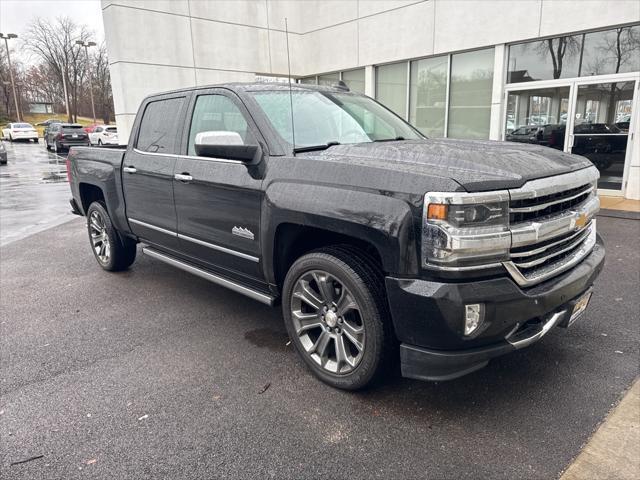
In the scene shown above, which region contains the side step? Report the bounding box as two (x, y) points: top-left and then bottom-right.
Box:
(142, 247), (275, 306)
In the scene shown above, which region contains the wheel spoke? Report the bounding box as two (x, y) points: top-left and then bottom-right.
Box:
(312, 272), (335, 304)
(293, 312), (323, 334)
(294, 280), (323, 310)
(335, 335), (352, 370)
(336, 291), (358, 317)
(312, 331), (331, 358)
(342, 322), (364, 352)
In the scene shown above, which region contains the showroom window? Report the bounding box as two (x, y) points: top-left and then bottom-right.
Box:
(297, 69), (365, 93)
(409, 55), (448, 137)
(448, 48), (495, 139)
(342, 68), (365, 94)
(507, 24), (640, 83)
(375, 62), (408, 118)
(318, 72), (339, 85)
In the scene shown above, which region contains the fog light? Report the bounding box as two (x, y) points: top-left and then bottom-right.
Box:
(464, 304), (484, 335)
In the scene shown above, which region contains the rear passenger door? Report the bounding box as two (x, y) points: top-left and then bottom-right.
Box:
(173, 89), (266, 284)
(122, 94), (189, 252)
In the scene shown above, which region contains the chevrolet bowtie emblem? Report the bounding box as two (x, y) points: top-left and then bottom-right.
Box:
(575, 213), (588, 229)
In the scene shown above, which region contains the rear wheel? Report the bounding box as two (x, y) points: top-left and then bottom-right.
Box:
(282, 246), (394, 390)
(98, 139), (103, 146)
(86, 201), (137, 271)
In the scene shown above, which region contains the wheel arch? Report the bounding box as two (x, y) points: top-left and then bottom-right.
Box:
(263, 183), (419, 290)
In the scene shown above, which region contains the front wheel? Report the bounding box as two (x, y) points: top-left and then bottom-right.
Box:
(282, 246), (394, 390)
(86, 201), (137, 271)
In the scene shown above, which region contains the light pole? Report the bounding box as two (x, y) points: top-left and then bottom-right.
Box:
(76, 40), (97, 124)
(0, 33), (21, 122)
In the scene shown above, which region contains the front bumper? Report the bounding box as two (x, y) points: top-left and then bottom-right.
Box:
(386, 234), (605, 381)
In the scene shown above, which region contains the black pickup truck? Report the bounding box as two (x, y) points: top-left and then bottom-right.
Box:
(67, 83), (604, 390)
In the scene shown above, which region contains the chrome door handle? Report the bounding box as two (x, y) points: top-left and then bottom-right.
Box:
(123, 166), (137, 173)
(174, 173), (193, 182)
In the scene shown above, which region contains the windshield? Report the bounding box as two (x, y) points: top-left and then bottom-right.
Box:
(249, 90), (422, 148)
(14, 123), (33, 129)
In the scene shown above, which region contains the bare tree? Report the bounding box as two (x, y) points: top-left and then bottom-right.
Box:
(92, 43), (114, 123)
(23, 17), (91, 122)
(535, 36), (582, 79)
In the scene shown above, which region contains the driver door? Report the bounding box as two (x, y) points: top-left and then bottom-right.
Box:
(173, 89), (266, 284)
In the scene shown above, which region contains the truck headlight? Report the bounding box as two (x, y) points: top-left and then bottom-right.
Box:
(422, 191), (511, 269)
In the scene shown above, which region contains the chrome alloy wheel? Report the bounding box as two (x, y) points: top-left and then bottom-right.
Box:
(89, 210), (111, 264)
(291, 270), (365, 374)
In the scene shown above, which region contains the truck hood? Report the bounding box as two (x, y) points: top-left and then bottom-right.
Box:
(303, 139), (593, 191)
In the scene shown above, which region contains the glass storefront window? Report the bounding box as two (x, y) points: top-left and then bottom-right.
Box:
(505, 86), (570, 150)
(298, 77), (317, 84)
(448, 48), (494, 139)
(318, 73), (339, 86)
(508, 25), (640, 83)
(342, 68), (365, 94)
(375, 62), (408, 118)
(581, 25), (640, 77)
(508, 37), (581, 82)
(409, 56), (447, 137)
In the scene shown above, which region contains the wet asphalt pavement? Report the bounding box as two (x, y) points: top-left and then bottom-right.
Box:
(0, 142), (639, 479)
(0, 140), (74, 246)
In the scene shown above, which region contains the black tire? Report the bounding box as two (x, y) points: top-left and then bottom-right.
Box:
(282, 245), (395, 390)
(98, 139), (102, 146)
(86, 201), (137, 271)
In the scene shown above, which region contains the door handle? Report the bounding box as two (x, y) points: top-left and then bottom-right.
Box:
(174, 173), (193, 182)
(123, 166), (137, 173)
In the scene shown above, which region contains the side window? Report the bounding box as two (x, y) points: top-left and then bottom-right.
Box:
(187, 94), (255, 156)
(136, 97), (185, 154)
(96, 127), (102, 133)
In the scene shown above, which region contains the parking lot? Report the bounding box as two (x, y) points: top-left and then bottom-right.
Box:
(1, 141), (639, 479)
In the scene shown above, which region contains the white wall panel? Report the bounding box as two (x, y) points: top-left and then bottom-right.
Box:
(109, 62), (196, 115)
(358, 0), (422, 18)
(539, 0), (640, 37)
(268, 0), (357, 33)
(299, 23), (359, 74)
(191, 18), (270, 72)
(359, 1), (434, 66)
(102, 0), (189, 16)
(102, 5), (194, 67)
(188, 0), (268, 28)
(195, 69), (256, 86)
(433, 0), (541, 54)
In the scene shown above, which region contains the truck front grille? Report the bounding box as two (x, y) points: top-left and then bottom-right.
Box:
(509, 183), (593, 224)
(504, 168), (600, 287)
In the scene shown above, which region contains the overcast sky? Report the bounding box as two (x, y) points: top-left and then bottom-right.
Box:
(0, 0), (104, 62)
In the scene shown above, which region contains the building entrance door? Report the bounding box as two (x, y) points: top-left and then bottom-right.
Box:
(505, 75), (638, 195)
(567, 80), (637, 192)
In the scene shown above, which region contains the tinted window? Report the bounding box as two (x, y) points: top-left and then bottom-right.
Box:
(95, 127), (103, 132)
(106, 127), (117, 132)
(409, 55), (448, 137)
(187, 94), (255, 156)
(448, 48), (494, 139)
(375, 62), (408, 118)
(137, 97), (185, 154)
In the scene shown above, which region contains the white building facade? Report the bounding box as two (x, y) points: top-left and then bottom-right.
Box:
(102, 0), (640, 198)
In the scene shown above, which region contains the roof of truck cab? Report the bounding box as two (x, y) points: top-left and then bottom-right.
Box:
(144, 82), (357, 98)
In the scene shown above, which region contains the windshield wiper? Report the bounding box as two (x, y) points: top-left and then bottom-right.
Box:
(373, 136), (406, 142)
(293, 141), (341, 153)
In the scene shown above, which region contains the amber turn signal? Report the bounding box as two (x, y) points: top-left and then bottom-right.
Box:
(427, 203), (447, 221)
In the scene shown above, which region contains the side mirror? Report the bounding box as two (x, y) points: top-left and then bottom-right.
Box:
(194, 131), (261, 163)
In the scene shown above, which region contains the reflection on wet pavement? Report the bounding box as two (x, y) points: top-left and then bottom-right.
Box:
(0, 140), (76, 246)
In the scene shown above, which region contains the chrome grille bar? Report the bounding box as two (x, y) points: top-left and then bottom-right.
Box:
(509, 185), (594, 213)
(511, 223), (593, 269)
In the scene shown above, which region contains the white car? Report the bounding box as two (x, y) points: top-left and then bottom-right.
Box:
(2, 122), (39, 142)
(89, 125), (119, 146)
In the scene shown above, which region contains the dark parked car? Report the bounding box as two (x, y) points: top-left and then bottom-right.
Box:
(505, 125), (539, 143)
(67, 83), (604, 390)
(44, 123), (90, 153)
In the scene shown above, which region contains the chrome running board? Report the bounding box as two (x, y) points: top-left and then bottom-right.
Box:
(142, 247), (275, 306)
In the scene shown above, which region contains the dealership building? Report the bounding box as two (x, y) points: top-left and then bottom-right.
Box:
(102, 0), (640, 199)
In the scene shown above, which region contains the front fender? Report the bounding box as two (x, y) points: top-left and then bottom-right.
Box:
(262, 182), (419, 283)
